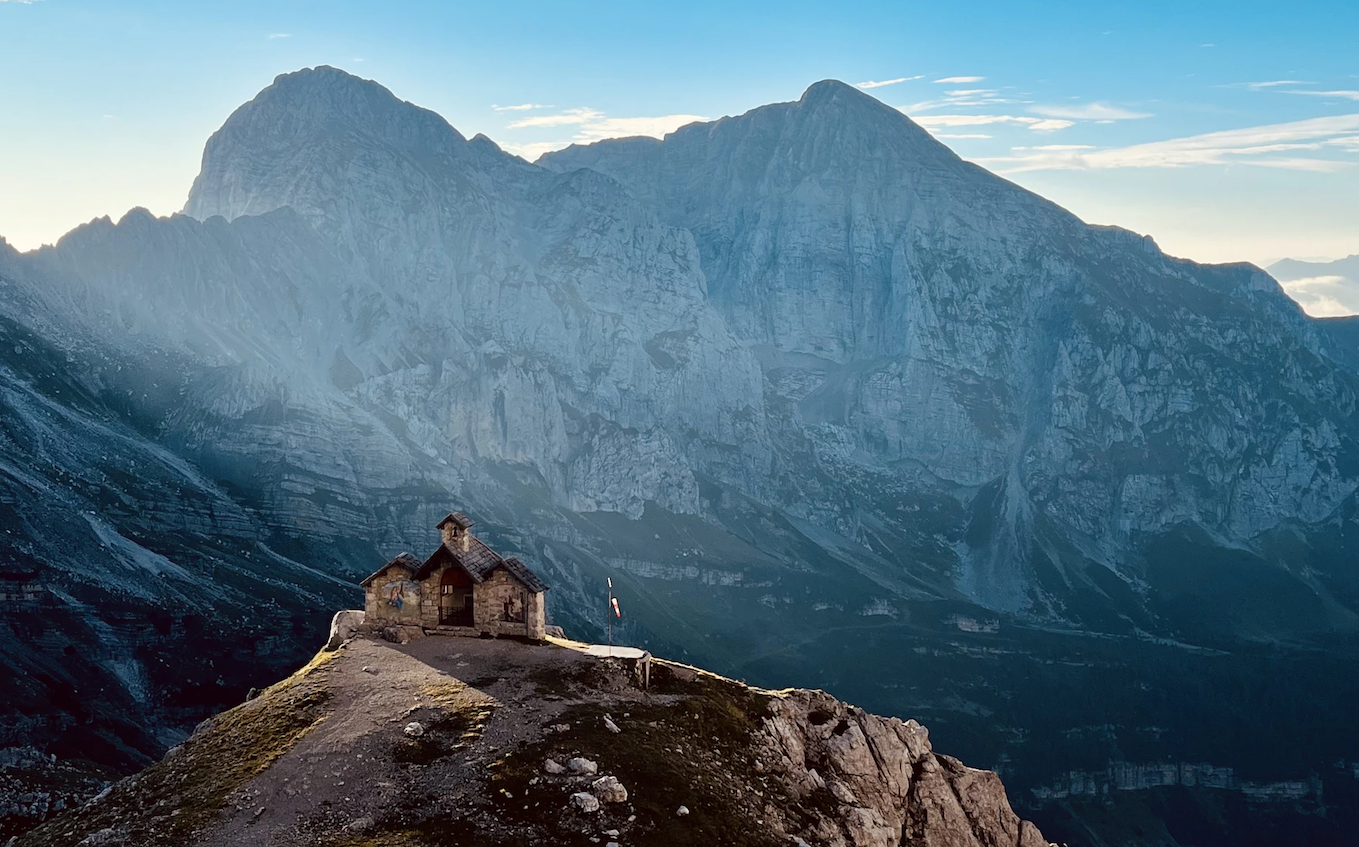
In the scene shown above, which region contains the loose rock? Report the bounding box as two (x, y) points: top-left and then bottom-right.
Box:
(345, 817), (376, 833)
(544, 758), (566, 774)
(566, 756), (598, 775)
(676, 805), (690, 816)
(591, 775), (628, 803)
(571, 792), (601, 813)
(603, 715), (621, 734)
(404, 722), (425, 738)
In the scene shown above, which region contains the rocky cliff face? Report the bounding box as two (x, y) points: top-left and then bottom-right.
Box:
(541, 80), (1359, 617)
(13, 631), (1053, 847)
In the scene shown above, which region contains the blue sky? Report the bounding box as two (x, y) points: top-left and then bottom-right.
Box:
(2, 0), (1357, 269)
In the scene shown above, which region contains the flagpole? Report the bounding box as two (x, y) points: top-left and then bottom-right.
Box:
(607, 577), (613, 657)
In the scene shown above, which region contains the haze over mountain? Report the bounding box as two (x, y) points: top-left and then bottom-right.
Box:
(1269, 254), (1359, 317)
(4, 66), (1359, 845)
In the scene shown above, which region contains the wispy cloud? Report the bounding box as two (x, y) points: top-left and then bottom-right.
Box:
(502, 107), (708, 157)
(904, 87), (1019, 114)
(973, 113), (1359, 172)
(267, 33), (291, 39)
(493, 103), (553, 112)
(1288, 89), (1359, 101)
(856, 76), (923, 89)
(1230, 80), (1359, 102)
(1029, 103), (1152, 121)
(913, 114), (1074, 132)
(508, 108), (604, 129)
(936, 133), (993, 139)
(935, 76), (985, 84)
(1234, 80), (1312, 90)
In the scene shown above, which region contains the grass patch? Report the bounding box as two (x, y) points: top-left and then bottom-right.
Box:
(15, 650), (338, 847)
(318, 820), (506, 847)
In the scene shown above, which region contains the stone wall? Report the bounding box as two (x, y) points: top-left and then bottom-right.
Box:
(367, 562), (545, 639)
(418, 572), (441, 629)
(525, 591), (545, 640)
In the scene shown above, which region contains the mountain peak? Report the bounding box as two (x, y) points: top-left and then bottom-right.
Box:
(798, 78), (868, 103)
(184, 66), (467, 221)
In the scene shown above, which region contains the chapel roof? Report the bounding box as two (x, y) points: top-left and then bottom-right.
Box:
(411, 536), (549, 593)
(359, 552), (421, 587)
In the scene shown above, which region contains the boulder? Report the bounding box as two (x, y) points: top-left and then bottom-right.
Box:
(325, 609), (366, 650)
(570, 792), (601, 813)
(544, 758), (566, 775)
(591, 775), (628, 803)
(566, 756), (598, 775)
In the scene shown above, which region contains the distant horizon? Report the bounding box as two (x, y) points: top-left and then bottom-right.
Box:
(3, 1), (1358, 269)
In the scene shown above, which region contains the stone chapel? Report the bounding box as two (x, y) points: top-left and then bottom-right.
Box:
(361, 512), (548, 640)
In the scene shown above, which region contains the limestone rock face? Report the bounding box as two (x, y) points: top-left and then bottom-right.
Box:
(542, 80), (1359, 614)
(23, 67), (1359, 635)
(762, 689), (1051, 847)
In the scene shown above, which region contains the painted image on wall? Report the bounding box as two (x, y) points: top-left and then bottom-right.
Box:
(381, 579), (422, 625)
(502, 591), (526, 623)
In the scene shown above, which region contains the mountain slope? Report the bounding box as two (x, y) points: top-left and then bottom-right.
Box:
(0, 240), (354, 806)
(15, 632), (1053, 847)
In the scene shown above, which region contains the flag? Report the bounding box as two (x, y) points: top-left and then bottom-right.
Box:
(611, 597), (621, 618)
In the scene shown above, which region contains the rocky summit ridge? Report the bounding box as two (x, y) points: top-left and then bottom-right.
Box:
(15, 627), (1052, 847)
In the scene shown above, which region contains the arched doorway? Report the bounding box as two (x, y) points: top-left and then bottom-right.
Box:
(440, 567), (474, 626)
